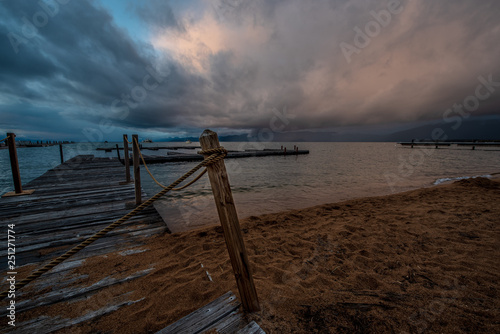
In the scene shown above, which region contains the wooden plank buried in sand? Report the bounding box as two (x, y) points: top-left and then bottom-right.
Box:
(236, 321), (266, 334)
(155, 291), (242, 334)
(1, 268), (154, 315)
(9, 295), (144, 334)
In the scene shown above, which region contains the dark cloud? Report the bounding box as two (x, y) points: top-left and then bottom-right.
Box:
(135, 0), (184, 32)
(1, 0), (499, 140)
(0, 0), (156, 136)
(1, 104), (97, 140)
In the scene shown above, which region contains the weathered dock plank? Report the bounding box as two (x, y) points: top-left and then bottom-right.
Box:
(9, 297), (143, 334)
(236, 321), (267, 334)
(155, 291), (266, 334)
(14, 269), (154, 314)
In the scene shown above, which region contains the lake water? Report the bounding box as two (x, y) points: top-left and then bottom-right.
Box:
(1, 142), (498, 232)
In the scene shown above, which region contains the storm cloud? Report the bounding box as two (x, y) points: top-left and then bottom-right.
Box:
(1, 0), (499, 140)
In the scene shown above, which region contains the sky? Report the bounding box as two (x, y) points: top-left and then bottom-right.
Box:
(0, 0), (499, 141)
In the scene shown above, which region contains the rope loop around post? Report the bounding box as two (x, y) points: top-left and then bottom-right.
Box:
(198, 147), (228, 158)
(131, 137), (228, 191)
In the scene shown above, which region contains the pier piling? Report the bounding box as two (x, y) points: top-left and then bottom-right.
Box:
(7, 133), (22, 194)
(132, 134), (141, 205)
(123, 134), (131, 183)
(200, 130), (260, 313)
(116, 144), (121, 161)
(59, 143), (64, 164)
(2, 133), (34, 197)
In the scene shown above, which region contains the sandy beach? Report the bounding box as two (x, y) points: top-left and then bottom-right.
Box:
(17, 177), (500, 333)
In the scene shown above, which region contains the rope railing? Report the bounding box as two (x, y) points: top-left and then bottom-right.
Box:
(132, 137), (215, 191)
(0, 136), (9, 143)
(0, 146), (227, 300)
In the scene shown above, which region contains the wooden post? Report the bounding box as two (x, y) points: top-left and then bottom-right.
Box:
(123, 135), (131, 183)
(7, 133), (22, 194)
(199, 129), (260, 312)
(59, 143), (64, 164)
(132, 134), (141, 205)
(284, 147), (287, 155)
(116, 144), (121, 161)
(2, 133), (35, 197)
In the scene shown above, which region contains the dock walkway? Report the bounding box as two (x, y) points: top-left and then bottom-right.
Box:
(0, 155), (167, 333)
(0, 154), (266, 333)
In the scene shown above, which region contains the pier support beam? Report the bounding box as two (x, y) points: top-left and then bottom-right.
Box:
(200, 129), (260, 313)
(132, 134), (142, 205)
(2, 133), (34, 198)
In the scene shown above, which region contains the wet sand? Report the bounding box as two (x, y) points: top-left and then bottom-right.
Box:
(18, 177), (500, 333)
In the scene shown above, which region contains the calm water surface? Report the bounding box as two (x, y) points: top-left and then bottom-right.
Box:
(1, 142), (498, 232)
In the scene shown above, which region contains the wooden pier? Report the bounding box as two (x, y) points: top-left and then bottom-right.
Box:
(1, 130), (267, 333)
(97, 145), (201, 152)
(398, 141), (500, 149)
(0, 155), (168, 332)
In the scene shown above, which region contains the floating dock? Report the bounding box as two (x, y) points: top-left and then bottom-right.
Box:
(120, 148), (310, 164)
(97, 145), (201, 152)
(398, 141), (500, 149)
